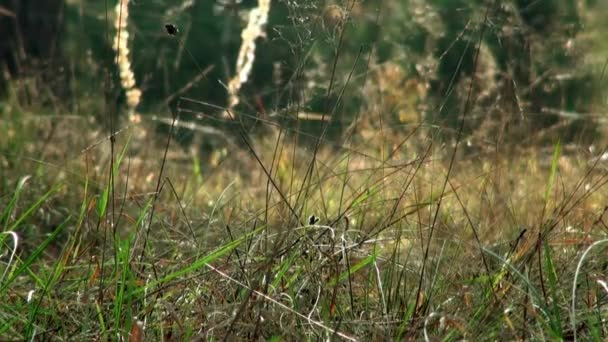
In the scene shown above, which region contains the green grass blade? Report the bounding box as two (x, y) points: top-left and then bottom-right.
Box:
(7, 183), (62, 232)
(271, 252), (298, 291)
(135, 226), (265, 294)
(328, 252), (376, 287)
(95, 301), (106, 336)
(114, 235), (133, 337)
(543, 239), (563, 338)
(482, 247), (543, 304)
(96, 134), (131, 217)
(96, 187), (110, 218)
(1, 216), (70, 292)
(24, 216), (72, 338)
(1, 176), (31, 230)
(350, 185), (382, 210)
(544, 139), (561, 203)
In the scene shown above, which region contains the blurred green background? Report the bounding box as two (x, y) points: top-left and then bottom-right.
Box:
(1, 0), (607, 146)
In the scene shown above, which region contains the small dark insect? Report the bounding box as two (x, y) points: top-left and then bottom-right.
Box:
(308, 215), (319, 225)
(165, 23), (178, 36)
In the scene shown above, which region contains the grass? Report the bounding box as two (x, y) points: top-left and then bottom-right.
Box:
(2, 1), (608, 341)
(2, 107), (607, 341)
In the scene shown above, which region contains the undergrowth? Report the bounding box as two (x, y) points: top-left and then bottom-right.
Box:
(1, 0), (608, 341)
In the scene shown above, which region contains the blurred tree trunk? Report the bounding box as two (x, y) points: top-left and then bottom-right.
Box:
(0, 0), (63, 75)
(0, 0), (63, 102)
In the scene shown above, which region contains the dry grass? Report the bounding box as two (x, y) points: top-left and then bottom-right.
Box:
(1, 0), (608, 340)
(1, 106), (608, 340)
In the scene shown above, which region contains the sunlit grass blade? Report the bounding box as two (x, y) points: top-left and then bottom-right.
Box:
(1, 176), (31, 230)
(482, 247), (542, 304)
(24, 216), (72, 338)
(350, 185), (381, 210)
(270, 252), (298, 291)
(6, 182), (62, 232)
(96, 134), (132, 217)
(0, 231), (18, 284)
(543, 239), (563, 338)
(135, 225), (265, 294)
(328, 252), (376, 287)
(114, 234), (134, 337)
(544, 139), (561, 203)
(1, 216), (71, 293)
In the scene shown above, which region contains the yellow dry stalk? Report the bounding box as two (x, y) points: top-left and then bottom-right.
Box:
(113, 0), (141, 120)
(224, 0), (271, 118)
